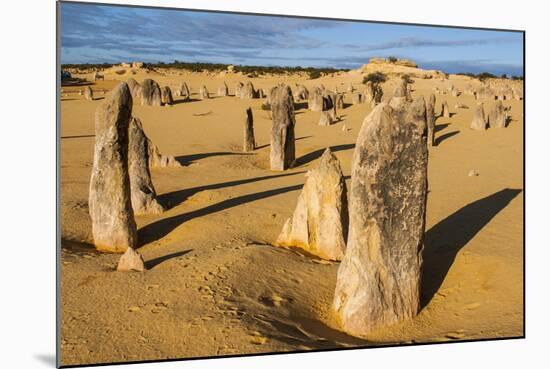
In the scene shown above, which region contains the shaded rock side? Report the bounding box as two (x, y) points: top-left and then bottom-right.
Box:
(489, 101), (507, 128)
(241, 81), (257, 99)
(89, 82), (137, 252)
(161, 86), (174, 106)
(243, 107), (255, 152)
(471, 103), (487, 130)
(128, 117), (165, 215)
(199, 85), (210, 99)
(426, 93), (436, 146)
(270, 84), (296, 171)
(140, 79), (162, 106)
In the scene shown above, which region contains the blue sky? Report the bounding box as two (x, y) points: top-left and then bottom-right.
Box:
(60, 2), (524, 76)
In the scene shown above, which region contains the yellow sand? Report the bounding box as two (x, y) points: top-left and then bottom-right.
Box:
(60, 67), (523, 366)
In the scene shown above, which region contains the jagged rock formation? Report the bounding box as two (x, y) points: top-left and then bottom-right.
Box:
(218, 82), (229, 97)
(442, 101), (450, 118)
(475, 86), (495, 101)
(126, 78), (141, 100)
(276, 148), (348, 261)
(270, 84), (296, 171)
(333, 97), (428, 337)
(471, 103), (487, 130)
(84, 86), (93, 101)
(177, 82), (191, 100)
(335, 93), (344, 109)
(199, 85), (210, 100)
(146, 139), (180, 168)
(489, 101), (507, 128)
(235, 82), (244, 98)
(243, 107), (255, 152)
(89, 82), (137, 253)
(117, 247), (145, 272)
(128, 117), (165, 215)
(161, 86), (173, 106)
(426, 93), (436, 146)
(241, 81), (257, 99)
(308, 86), (324, 112)
(294, 84), (309, 101)
(140, 79), (162, 106)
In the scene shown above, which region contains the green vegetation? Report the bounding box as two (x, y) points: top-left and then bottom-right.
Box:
(61, 60), (349, 76)
(308, 70), (322, 79)
(61, 62), (115, 70)
(456, 71), (509, 81)
(362, 72), (388, 85)
(388, 56), (398, 63)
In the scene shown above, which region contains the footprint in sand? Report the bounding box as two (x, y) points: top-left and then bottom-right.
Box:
(445, 331), (466, 339)
(260, 294), (286, 307)
(464, 302), (481, 310)
(149, 301), (169, 314)
(249, 331), (268, 345)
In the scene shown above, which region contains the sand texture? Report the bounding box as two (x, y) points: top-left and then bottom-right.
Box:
(60, 66), (523, 366)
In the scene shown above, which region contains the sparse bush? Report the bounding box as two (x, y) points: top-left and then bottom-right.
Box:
(457, 71), (498, 81)
(363, 72), (387, 85)
(477, 72), (497, 81)
(388, 56), (398, 63)
(308, 70), (322, 80)
(62, 61), (349, 77)
(511, 75), (524, 81)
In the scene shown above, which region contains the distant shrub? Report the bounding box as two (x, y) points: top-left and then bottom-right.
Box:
(388, 56), (398, 63)
(308, 70), (322, 79)
(363, 72), (387, 85)
(511, 75), (524, 81)
(477, 72), (497, 81)
(62, 61), (350, 77)
(456, 72), (498, 81)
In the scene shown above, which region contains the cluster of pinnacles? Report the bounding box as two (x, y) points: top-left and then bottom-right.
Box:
(85, 74), (517, 340)
(270, 80), (429, 337)
(88, 82), (180, 272)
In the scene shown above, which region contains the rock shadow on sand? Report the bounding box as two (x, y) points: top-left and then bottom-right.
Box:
(421, 188), (522, 308)
(158, 171), (306, 208)
(175, 151), (252, 166)
(435, 130), (460, 146)
(255, 136), (312, 150)
(140, 183), (306, 245)
(295, 143), (355, 167)
(144, 249), (193, 269)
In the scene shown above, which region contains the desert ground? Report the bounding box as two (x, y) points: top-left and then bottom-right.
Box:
(59, 61), (523, 366)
